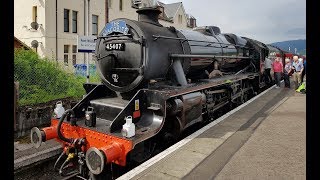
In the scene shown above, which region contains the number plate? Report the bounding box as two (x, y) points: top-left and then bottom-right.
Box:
(106, 43), (125, 51)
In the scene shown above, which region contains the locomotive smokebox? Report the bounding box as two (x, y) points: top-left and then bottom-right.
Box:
(137, 7), (162, 26)
(95, 5), (186, 96)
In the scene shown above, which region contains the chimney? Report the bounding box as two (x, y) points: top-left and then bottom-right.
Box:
(136, 7), (162, 26)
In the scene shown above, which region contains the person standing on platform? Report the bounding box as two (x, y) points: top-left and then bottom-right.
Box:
(292, 56), (304, 89)
(284, 58), (293, 88)
(272, 57), (283, 88)
(264, 56), (273, 84)
(301, 58), (306, 82)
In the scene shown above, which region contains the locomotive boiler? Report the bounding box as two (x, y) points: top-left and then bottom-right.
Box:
(96, 7), (254, 99)
(30, 7), (269, 179)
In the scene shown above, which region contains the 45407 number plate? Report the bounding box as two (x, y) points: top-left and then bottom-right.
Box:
(106, 43), (125, 51)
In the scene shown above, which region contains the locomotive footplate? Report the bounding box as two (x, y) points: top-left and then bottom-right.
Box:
(148, 72), (259, 97)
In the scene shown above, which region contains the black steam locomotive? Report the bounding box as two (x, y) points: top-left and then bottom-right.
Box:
(30, 7), (270, 179)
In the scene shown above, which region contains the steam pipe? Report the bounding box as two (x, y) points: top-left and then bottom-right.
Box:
(172, 59), (188, 86)
(59, 158), (70, 175)
(58, 159), (78, 177)
(54, 151), (66, 172)
(57, 109), (74, 144)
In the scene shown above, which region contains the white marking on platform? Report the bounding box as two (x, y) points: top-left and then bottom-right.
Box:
(117, 84), (276, 180)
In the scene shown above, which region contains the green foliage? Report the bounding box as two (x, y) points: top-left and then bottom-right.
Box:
(89, 74), (101, 83)
(14, 49), (99, 106)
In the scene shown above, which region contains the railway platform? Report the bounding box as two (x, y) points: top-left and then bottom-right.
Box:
(118, 83), (306, 180)
(14, 137), (61, 172)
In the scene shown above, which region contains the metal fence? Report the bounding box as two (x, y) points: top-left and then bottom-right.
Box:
(14, 82), (19, 130)
(14, 58), (100, 106)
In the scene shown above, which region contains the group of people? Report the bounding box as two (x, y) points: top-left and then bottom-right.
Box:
(264, 55), (306, 90)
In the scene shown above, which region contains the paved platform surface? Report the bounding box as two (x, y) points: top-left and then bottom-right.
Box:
(214, 92), (305, 180)
(119, 83), (306, 180)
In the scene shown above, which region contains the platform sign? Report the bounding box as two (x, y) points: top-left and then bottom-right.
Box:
(77, 35), (97, 53)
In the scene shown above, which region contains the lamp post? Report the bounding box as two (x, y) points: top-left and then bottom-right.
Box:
(84, 0), (91, 83)
(87, 0), (91, 83)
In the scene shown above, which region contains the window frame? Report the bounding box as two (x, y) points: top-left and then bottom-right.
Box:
(72, 11), (78, 33)
(72, 45), (77, 53)
(72, 45), (77, 65)
(32, 6), (37, 22)
(64, 45), (69, 66)
(72, 55), (77, 65)
(92, 15), (98, 36)
(64, 9), (70, 32)
(119, 0), (123, 11)
(108, 0), (112, 8)
(64, 55), (69, 65)
(178, 14), (182, 24)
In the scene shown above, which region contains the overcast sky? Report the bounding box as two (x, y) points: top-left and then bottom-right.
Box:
(161, 0), (306, 44)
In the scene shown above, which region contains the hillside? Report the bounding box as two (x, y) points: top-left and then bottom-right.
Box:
(271, 39), (306, 55)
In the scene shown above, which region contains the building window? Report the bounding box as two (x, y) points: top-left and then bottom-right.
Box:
(64, 45), (69, 65)
(119, 0), (123, 11)
(108, 0), (112, 8)
(64, 45), (69, 53)
(72, 55), (77, 65)
(64, 55), (68, 65)
(92, 15), (98, 36)
(72, 45), (77, 65)
(72, 11), (77, 33)
(72, 45), (77, 53)
(32, 6), (37, 22)
(64, 9), (70, 32)
(178, 14), (182, 24)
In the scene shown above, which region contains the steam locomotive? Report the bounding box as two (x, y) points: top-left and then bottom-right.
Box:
(30, 7), (272, 179)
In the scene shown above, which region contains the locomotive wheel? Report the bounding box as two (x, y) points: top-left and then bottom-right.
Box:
(241, 92), (248, 103)
(88, 165), (112, 180)
(89, 173), (112, 180)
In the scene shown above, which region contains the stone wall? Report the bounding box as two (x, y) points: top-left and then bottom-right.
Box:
(14, 97), (78, 138)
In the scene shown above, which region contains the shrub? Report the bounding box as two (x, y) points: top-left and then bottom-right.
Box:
(14, 49), (96, 105)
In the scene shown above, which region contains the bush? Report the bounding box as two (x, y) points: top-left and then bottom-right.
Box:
(14, 49), (98, 105)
